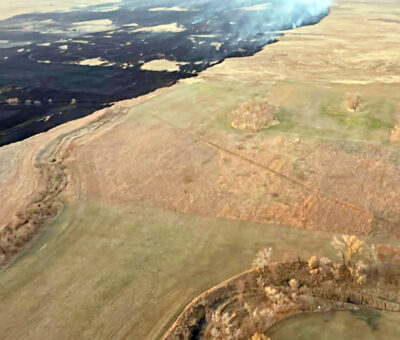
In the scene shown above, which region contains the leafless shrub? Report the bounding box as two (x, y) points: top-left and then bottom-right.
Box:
(170, 250), (400, 340)
(252, 248), (272, 272)
(307, 255), (335, 279)
(206, 309), (242, 340)
(231, 99), (279, 132)
(289, 278), (299, 290)
(264, 286), (301, 315)
(249, 332), (270, 340)
(349, 260), (367, 285)
(332, 234), (364, 265)
(346, 93), (362, 112)
(239, 302), (274, 338)
(308, 255), (319, 273)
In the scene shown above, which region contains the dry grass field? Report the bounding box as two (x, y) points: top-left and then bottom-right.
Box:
(0, 0), (400, 338)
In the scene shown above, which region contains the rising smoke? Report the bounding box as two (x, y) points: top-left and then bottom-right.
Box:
(116, 0), (332, 41)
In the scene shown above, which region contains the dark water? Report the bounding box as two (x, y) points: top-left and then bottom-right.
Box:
(0, 0), (330, 146)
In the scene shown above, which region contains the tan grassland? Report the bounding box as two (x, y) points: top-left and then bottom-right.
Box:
(141, 59), (189, 72)
(0, 0), (122, 21)
(131, 23), (186, 34)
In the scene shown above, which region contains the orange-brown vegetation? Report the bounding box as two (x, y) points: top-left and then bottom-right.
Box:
(231, 99), (279, 132)
(375, 244), (400, 264)
(249, 333), (270, 340)
(68, 114), (400, 240)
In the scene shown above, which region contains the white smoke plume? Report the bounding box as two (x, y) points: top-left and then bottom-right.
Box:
(122, 0), (332, 38)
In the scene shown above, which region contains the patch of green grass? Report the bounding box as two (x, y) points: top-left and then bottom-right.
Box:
(212, 111), (233, 131)
(350, 309), (382, 331)
(321, 97), (395, 130)
(332, 114), (391, 130)
(268, 93), (394, 142)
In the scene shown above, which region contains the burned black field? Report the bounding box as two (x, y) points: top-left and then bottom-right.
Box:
(0, 0), (328, 146)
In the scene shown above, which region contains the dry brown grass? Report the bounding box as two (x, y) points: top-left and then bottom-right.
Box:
(391, 103), (400, 142)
